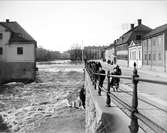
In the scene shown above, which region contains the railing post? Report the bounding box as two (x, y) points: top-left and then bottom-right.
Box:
(107, 71), (110, 92)
(94, 73), (97, 90)
(129, 63), (139, 133)
(90, 69), (93, 83)
(106, 71), (111, 107)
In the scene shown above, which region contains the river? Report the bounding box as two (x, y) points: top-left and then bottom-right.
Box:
(0, 60), (85, 133)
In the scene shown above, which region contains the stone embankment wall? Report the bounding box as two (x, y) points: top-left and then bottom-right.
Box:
(84, 69), (131, 133)
(0, 61), (35, 84)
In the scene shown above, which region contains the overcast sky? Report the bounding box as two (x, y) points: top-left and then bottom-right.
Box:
(0, 0), (167, 52)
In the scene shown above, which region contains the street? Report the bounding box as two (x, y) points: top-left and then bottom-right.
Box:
(102, 62), (167, 102)
(101, 62), (167, 132)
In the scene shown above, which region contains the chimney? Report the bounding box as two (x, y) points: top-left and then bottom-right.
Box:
(6, 19), (10, 23)
(138, 19), (142, 25)
(131, 24), (134, 30)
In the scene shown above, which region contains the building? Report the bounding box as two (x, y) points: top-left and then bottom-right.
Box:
(142, 23), (167, 72)
(104, 43), (116, 64)
(84, 46), (105, 60)
(128, 41), (142, 68)
(115, 19), (152, 67)
(0, 19), (37, 84)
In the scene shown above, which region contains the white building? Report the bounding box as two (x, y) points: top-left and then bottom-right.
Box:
(0, 19), (37, 83)
(104, 43), (116, 64)
(128, 41), (142, 68)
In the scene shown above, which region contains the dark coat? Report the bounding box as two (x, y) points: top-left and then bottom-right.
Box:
(99, 69), (106, 83)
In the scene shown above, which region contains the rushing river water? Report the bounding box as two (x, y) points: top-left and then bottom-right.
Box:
(0, 60), (85, 133)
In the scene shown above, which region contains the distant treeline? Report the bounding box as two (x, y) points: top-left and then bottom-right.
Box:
(70, 48), (82, 61)
(36, 47), (70, 61)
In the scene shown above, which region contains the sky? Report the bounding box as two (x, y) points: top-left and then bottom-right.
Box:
(0, 0), (167, 52)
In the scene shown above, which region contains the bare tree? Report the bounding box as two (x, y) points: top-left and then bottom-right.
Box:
(69, 44), (82, 62)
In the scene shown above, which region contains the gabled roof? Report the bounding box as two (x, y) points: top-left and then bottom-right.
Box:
(144, 23), (167, 38)
(0, 21), (36, 43)
(116, 24), (151, 45)
(129, 40), (141, 48)
(116, 31), (133, 45)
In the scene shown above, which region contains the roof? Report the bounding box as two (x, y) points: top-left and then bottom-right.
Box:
(128, 40), (141, 48)
(84, 46), (105, 49)
(144, 23), (167, 38)
(105, 43), (115, 50)
(0, 21), (36, 43)
(116, 31), (133, 45)
(116, 24), (151, 45)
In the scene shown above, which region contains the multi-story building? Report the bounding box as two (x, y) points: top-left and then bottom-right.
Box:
(0, 19), (37, 83)
(142, 23), (167, 72)
(104, 43), (116, 64)
(115, 19), (152, 67)
(84, 46), (105, 60)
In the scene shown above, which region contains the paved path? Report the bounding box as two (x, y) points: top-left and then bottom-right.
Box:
(99, 62), (167, 133)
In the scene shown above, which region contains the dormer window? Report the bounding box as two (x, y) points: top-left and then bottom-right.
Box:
(0, 33), (2, 39)
(136, 35), (141, 40)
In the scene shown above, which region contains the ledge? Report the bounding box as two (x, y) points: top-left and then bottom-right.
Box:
(85, 71), (132, 133)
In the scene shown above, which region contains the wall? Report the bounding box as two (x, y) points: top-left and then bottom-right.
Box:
(116, 44), (128, 61)
(0, 25), (11, 61)
(105, 48), (114, 62)
(142, 34), (164, 67)
(129, 46), (142, 68)
(0, 62), (35, 84)
(6, 43), (35, 62)
(165, 32), (167, 72)
(85, 69), (131, 133)
(0, 25), (11, 46)
(117, 59), (128, 67)
(0, 61), (7, 83)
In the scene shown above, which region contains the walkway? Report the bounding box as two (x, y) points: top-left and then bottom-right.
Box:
(100, 62), (167, 133)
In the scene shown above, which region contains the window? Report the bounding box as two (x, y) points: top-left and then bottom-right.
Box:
(117, 55), (128, 60)
(136, 35), (141, 40)
(149, 54), (151, 60)
(153, 53), (156, 61)
(0, 33), (2, 39)
(152, 39), (156, 46)
(158, 37), (162, 46)
(139, 50), (141, 60)
(17, 47), (23, 55)
(145, 54), (147, 60)
(0, 47), (2, 55)
(132, 51), (136, 60)
(159, 53), (161, 60)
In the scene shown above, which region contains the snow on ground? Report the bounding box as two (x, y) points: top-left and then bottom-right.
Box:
(0, 61), (85, 133)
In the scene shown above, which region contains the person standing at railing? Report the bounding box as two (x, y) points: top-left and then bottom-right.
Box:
(110, 65), (122, 91)
(79, 85), (86, 109)
(94, 62), (99, 86)
(116, 65), (122, 82)
(98, 66), (106, 96)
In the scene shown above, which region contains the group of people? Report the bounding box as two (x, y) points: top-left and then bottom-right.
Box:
(110, 65), (122, 91)
(86, 61), (122, 95)
(75, 61), (122, 109)
(98, 64), (122, 93)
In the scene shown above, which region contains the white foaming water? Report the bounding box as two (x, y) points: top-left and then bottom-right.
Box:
(0, 60), (84, 132)
(38, 63), (84, 72)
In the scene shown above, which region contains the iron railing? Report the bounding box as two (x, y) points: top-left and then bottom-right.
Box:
(85, 62), (167, 133)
